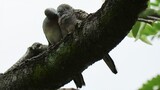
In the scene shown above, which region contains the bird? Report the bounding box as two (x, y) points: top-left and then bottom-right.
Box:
(57, 4), (117, 74)
(57, 4), (81, 37)
(42, 8), (85, 88)
(43, 8), (62, 45)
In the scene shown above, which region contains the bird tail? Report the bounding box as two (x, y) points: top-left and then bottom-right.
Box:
(73, 73), (85, 88)
(103, 54), (118, 74)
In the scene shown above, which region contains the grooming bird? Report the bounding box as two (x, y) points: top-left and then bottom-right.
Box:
(42, 8), (85, 88)
(57, 4), (81, 37)
(57, 4), (117, 74)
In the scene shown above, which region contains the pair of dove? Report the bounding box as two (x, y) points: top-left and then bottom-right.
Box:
(43, 4), (117, 88)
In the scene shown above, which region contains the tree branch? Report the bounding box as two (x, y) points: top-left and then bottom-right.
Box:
(0, 0), (148, 89)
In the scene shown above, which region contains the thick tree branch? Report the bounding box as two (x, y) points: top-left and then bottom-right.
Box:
(0, 0), (148, 89)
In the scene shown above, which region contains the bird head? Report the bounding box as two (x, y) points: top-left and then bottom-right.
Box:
(45, 8), (58, 20)
(57, 4), (74, 17)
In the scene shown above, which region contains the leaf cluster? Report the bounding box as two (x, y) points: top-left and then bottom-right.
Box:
(128, 0), (160, 44)
(139, 75), (160, 90)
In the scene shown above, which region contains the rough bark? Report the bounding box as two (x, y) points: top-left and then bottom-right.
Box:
(0, 0), (148, 90)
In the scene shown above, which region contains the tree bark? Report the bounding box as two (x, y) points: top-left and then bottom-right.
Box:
(0, 0), (148, 89)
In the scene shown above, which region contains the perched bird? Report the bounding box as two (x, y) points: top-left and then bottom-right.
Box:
(42, 8), (85, 88)
(43, 8), (62, 45)
(57, 4), (81, 37)
(57, 4), (117, 74)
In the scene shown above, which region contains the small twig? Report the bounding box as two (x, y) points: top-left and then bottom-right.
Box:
(138, 18), (154, 24)
(147, 16), (160, 21)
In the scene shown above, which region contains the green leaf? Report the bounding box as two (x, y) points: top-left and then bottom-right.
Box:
(139, 75), (160, 90)
(141, 24), (157, 36)
(136, 22), (146, 40)
(156, 0), (160, 3)
(127, 31), (134, 38)
(153, 21), (160, 31)
(149, 2), (159, 7)
(131, 22), (141, 38)
(139, 8), (156, 18)
(156, 0), (160, 5)
(140, 35), (152, 45)
(148, 0), (160, 7)
(157, 10), (160, 16)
